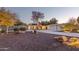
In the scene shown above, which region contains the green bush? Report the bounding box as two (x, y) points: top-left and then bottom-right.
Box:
(19, 27), (26, 31)
(0, 30), (5, 33)
(13, 28), (19, 32)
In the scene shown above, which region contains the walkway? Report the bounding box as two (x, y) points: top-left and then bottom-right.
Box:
(37, 30), (79, 37)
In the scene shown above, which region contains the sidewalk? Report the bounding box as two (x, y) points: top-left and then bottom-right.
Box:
(37, 30), (79, 37)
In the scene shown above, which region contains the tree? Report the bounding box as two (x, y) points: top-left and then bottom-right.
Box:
(31, 11), (45, 33)
(49, 18), (58, 24)
(0, 7), (18, 34)
(63, 18), (77, 32)
(40, 21), (50, 25)
(76, 17), (79, 25)
(68, 17), (77, 25)
(31, 11), (44, 24)
(77, 17), (79, 23)
(63, 23), (75, 32)
(14, 20), (24, 26)
(1, 19), (14, 34)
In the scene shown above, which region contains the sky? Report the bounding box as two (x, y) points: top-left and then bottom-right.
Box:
(5, 7), (79, 24)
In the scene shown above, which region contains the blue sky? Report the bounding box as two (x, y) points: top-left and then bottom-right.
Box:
(5, 7), (79, 24)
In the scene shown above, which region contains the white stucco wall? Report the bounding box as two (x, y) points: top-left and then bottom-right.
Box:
(47, 24), (61, 31)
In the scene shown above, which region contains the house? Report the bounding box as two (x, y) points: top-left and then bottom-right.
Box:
(28, 23), (47, 30)
(47, 24), (62, 31)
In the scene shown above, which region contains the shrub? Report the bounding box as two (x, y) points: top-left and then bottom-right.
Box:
(0, 30), (5, 33)
(77, 30), (79, 33)
(19, 27), (26, 31)
(13, 28), (20, 34)
(14, 28), (19, 32)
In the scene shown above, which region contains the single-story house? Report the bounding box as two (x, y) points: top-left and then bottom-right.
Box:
(47, 24), (62, 31)
(28, 23), (47, 30)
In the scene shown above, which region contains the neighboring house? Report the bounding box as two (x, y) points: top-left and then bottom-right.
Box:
(8, 25), (28, 32)
(28, 23), (47, 30)
(0, 23), (62, 32)
(47, 24), (62, 32)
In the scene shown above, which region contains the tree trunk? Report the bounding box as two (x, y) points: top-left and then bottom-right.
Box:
(6, 26), (9, 34)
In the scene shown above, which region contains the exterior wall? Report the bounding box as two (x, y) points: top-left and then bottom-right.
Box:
(48, 24), (62, 31)
(0, 24), (62, 32)
(28, 25), (47, 30)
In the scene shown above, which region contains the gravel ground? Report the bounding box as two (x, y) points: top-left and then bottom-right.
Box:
(0, 31), (79, 51)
